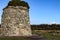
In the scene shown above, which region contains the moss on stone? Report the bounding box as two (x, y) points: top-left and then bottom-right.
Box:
(7, 0), (29, 9)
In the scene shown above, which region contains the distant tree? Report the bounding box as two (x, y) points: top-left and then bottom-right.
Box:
(31, 24), (60, 30)
(0, 24), (1, 28)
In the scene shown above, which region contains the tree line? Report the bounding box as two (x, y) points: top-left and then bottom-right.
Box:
(31, 24), (60, 30)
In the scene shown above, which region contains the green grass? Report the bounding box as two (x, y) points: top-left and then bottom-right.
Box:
(32, 30), (60, 40)
(0, 30), (60, 40)
(42, 33), (60, 40)
(0, 37), (31, 40)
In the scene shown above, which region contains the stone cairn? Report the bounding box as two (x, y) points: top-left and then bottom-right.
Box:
(1, 0), (32, 36)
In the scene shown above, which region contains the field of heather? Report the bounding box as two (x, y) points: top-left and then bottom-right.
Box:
(0, 30), (60, 40)
(0, 36), (47, 40)
(32, 30), (60, 40)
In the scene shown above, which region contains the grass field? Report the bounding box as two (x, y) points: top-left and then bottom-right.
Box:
(0, 30), (60, 40)
(0, 36), (46, 40)
(32, 30), (60, 40)
(43, 33), (60, 40)
(0, 37), (31, 40)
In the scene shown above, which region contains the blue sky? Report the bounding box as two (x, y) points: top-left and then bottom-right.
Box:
(0, 0), (60, 24)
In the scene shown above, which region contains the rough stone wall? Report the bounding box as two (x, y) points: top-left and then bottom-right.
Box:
(1, 6), (32, 36)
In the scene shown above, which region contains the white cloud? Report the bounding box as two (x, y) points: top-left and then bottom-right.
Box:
(50, 21), (56, 24)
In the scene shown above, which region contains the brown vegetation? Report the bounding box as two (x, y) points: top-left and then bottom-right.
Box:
(31, 24), (60, 30)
